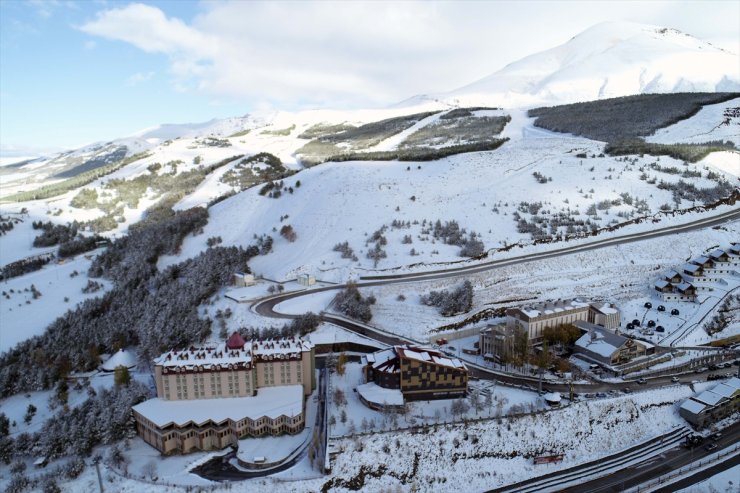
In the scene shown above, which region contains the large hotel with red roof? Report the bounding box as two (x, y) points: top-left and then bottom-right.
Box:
(133, 333), (315, 454)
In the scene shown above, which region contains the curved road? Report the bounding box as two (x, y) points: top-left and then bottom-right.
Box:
(246, 208), (740, 488)
(255, 207), (740, 313)
(253, 207), (740, 394)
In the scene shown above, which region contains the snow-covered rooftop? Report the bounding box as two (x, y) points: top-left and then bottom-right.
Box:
(590, 302), (618, 315)
(132, 385), (304, 428)
(654, 279), (671, 289)
(153, 337), (313, 370)
(356, 382), (404, 406)
(711, 382), (739, 399)
(694, 390), (724, 406)
(680, 398), (706, 415)
(514, 298), (590, 319)
(100, 349), (137, 372)
(574, 322), (629, 358)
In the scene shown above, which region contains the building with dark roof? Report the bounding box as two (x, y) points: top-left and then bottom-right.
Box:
(573, 321), (648, 367)
(679, 377), (740, 428)
(361, 345), (468, 404)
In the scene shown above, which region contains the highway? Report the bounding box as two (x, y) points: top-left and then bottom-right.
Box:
(559, 420), (740, 493)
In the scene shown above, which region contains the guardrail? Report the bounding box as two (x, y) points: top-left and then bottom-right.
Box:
(626, 442), (740, 493)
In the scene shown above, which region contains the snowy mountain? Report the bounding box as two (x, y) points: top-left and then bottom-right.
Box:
(419, 21), (740, 108)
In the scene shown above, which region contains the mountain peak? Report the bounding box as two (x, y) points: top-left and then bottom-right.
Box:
(439, 21), (739, 108)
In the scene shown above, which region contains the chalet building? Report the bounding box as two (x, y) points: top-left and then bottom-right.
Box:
(133, 334), (315, 455)
(654, 279), (698, 302)
(664, 270), (683, 284)
(679, 377), (740, 428)
(505, 299), (620, 344)
(573, 321), (648, 367)
(359, 346), (468, 407)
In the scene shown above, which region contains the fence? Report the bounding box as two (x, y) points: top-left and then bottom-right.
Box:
(625, 443), (740, 493)
(427, 326), (482, 344)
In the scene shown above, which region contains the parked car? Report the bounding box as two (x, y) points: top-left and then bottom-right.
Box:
(671, 376), (679, 383)
(705, 443), (718, 452)
(637, 378), (647, 385)
(596, 392), (607, 398)
(707, 374), (723, 381)
(684, 434), (704, 448)
(644, 302), (652, 309)
(622, 387), (632, 394)
(671, 308), (680, 316)
(657, 305), (666, 312)
(656, 326), (665, 332)
(710, 432), (722, 441)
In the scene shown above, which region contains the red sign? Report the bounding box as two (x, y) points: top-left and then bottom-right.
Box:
(534, 455), (564, 465)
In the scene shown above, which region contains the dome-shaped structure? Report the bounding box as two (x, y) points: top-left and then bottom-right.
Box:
(101, 349), (137, 372)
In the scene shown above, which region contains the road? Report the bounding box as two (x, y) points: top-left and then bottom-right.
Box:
(248, 207), (740, 487)
(254, 207), (740, 321)
(559, 420), (740, 493)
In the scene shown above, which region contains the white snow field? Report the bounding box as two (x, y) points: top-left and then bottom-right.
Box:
(647, 97), (740, 146)
(1, 19), (739, 493)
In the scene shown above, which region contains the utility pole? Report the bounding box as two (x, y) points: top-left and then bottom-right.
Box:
(92, 456), (104, 493)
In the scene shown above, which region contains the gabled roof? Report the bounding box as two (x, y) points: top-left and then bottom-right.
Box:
(680, 398), (706, 415)
(711, 383), (739, 399)
(709, 249), (728, 260)
(675, 282), (695, 293)
(665, 270), (681, 279)
(101, 349), (137, 371)
(683, 263), (702, 273)
(573, 321), (630, 358)
(654, 279), (671, 289)
(367, 345), (467, 374)
(694, 390), (724, 406)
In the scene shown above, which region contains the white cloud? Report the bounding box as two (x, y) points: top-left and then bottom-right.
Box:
(79, 1), (740, 109)
(125, 71), (155, 86)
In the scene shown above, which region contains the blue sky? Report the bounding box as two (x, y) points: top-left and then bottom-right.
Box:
(1, 0), (738, 155)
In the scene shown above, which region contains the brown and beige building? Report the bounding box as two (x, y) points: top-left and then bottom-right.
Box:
(359, 345), (468, 407)
(133, 333), (315, 455)
(505, 299), (620, 344)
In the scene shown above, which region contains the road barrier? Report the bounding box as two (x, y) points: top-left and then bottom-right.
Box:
(625, 442), (740, 493)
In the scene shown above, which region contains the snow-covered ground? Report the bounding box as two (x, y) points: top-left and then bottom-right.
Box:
(647, 97), (740, 146)
(0, 254), (111, 353)
(363, 223), (740, 344)
(48, 383), (703, 493)
(328, 362), (544, 437)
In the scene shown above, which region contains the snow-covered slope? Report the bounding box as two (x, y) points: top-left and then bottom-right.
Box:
(428, 21), (740, 108)
(647, 97), (740, 145)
